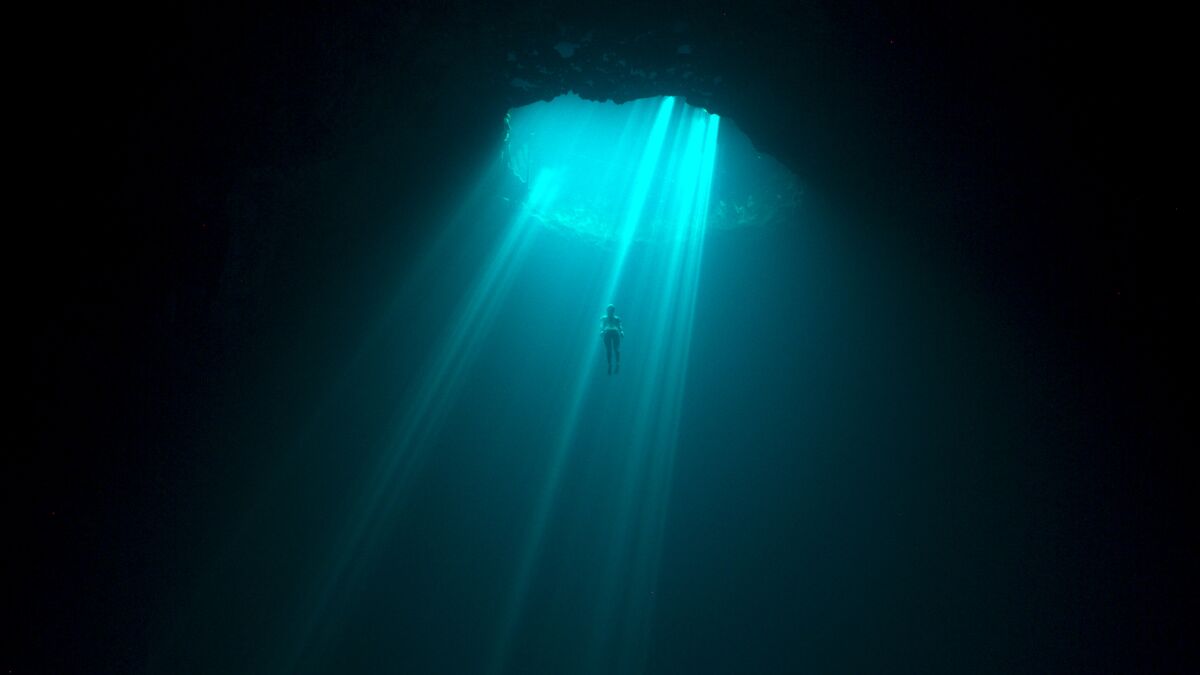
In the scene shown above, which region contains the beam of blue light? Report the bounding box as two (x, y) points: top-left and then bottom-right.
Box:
(600, 96), (676, 303)
(272, 94), (720, 674)
(483, 96), (681, 675)
(487, 98), (720, 675)
(174, 81), (818, 675)
(580, 113), (720, 672)
(280, 167), (565, 672)
(618, 113), (720, 673)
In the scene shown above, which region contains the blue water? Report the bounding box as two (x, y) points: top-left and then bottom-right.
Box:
(156, 97), (1062, 675)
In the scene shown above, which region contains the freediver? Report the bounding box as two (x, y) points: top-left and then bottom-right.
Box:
(601, 304), (623, 374)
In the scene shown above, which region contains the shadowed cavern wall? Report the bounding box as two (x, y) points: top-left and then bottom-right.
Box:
(24, 1), (1188, 672)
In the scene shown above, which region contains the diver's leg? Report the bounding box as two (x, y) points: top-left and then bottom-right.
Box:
(604, 333), (613, 373)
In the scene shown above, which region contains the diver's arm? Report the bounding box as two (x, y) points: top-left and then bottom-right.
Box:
(618, 317), (624, 336)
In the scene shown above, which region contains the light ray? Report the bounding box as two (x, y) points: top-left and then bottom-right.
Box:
(282, 94), (722, 674)
(281, 168), (565, 672)
(487, 98), (720, 675)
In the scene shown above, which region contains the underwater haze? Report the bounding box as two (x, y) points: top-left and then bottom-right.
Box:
(152, 95), (1116, 674)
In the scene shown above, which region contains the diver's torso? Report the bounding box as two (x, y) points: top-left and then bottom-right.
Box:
(602, 315), (621, 332)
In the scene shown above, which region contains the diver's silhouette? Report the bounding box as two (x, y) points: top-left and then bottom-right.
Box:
(601, 304), (623, 374)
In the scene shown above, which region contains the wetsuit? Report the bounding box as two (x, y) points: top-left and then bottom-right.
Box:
(601, 315), (622, 371)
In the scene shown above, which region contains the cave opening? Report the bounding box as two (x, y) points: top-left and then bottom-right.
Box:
(503, 92), (803, 243)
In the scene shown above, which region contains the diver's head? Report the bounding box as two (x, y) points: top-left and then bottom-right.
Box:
(606, 304), (616, 317)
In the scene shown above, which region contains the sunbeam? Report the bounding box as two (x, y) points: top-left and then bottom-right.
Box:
(486, 96), (720, 674)
(283, 94), (721, 674)
(283, 168), (567, 671)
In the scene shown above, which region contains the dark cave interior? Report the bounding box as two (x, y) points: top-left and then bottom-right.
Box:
(22, 1), (1190, 673)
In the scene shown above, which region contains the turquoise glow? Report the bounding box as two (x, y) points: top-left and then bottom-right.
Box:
(285, 94), (721, 673)
(488, 95), (720, 673)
